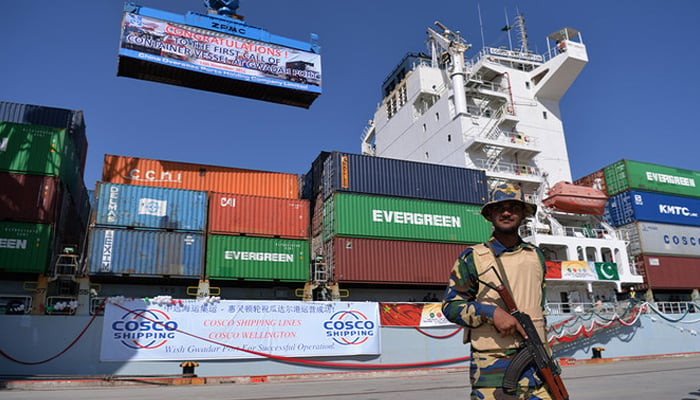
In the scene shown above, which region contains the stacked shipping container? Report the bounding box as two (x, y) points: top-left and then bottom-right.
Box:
(304, 151), (490, 286)
(576, 159), (700, 290)
(88, 155), (310, 282)
(0, 101), (90, 275)
(86, 183), (207, 278)
(206, 192), (309, 282)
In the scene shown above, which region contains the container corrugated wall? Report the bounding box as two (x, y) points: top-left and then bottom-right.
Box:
(208, 193), (309, 239)
(93, 182), (207, 231)
(322, 193), (491, 243)
(0, 222), (52, 273)
(0, 122), (82, 199)
(206, 235), (309, 282)
(573, 168), (607, 194)
(0, 101), (88, 172)
(604, 159), (700, 197)
(321, 152), (488, 204)
(635, 255), (700, 290)
(604, 190), (700, 227)
(102, 154), (299, 198)
(619, 222), (700, 258)
(0, 173), (61, 224)
(87, 228), (203, 277)
(324, 237), (466, 285)
(301, 151), (331, 200)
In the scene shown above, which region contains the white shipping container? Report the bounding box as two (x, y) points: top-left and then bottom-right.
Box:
(620, 222), (700, 258)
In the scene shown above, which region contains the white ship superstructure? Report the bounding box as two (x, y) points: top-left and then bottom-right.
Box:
(362, 17), (644, 305)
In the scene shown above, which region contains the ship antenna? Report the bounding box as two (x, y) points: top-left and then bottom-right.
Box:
(477, 3), (486, 50)
(503, 8), (513, 50)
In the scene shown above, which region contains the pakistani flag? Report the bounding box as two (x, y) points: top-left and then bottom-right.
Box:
(595, 262), (619, 281)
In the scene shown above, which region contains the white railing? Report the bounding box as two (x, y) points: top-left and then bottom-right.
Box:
(546, 301), (699, 316)
(473, 158), (541, 177)
(563, 226), (612, 239)
(467, 47), (545, 70)
(44, 296), (78, 315)
(0, 295), (32, 315)
(653, 301), (699, 315)
(90, 297), (107, 315)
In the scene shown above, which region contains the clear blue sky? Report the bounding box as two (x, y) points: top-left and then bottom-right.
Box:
(2, 1), (698, 190)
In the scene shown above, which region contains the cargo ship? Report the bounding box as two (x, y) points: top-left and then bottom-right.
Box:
(1, 5), (699, 381)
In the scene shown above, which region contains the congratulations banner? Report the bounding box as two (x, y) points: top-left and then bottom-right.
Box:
(379, 303), (452, 327)
(119, 13), (322, 93)
(100, 299), (379, 361)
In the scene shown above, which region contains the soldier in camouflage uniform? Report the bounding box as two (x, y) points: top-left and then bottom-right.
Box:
(442, 183), (553, 400)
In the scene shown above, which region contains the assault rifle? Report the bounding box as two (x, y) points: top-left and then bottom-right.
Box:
(480, 267), (569, 400)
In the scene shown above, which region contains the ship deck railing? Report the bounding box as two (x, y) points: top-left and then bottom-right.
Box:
(653, 301), (699, 315)
(522, 223), (620, 241)
(473, 158), (542, 177)
(546, 300), (699, 316)
(0, 294), (32, 315)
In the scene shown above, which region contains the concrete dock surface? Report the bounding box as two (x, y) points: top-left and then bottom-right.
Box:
(1, 354), (699, 399)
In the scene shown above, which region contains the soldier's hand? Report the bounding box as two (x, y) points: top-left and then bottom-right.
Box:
(493, 307), (528, 339)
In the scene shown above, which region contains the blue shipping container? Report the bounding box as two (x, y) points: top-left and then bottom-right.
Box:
(93, 183), (207, 231)
(321, 152), (488, 204)
(87, 228), (203, 277)
(603, 190), (700, 227)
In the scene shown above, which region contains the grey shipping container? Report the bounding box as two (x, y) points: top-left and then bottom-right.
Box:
(320, 152), (488, 204)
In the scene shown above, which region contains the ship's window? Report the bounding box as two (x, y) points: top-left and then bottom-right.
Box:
(448, 134), (451, 142)
(435, 112), (440, 121)
(425, 152), (429, 159)
(387, 95), (398, 118)
(542, 111), (548, 119)
(601, 248), (613, 263)
(576, 246), (584, 261)
(525, 81), (531, 89)
(399, 85), (408, 107)
(586, 246), (597, 261)
(422, 123), (427, 132)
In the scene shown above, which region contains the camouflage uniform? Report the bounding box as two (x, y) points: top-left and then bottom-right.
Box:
(443, 238), (551, 400)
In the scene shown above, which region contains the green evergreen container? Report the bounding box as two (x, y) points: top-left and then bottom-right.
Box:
(206, 235), (309, 282)
(0, 122), (81, 198)
(604, 159), (700, 197)
(322, 193), (491, 244)
(0, 222), (52, 273)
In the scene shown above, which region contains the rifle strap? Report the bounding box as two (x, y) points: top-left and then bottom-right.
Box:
(487, 240), (514, 298)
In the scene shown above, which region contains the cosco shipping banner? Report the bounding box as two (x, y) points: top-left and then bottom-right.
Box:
(119, 13), (322, 93)
(101, 300), (379, 361)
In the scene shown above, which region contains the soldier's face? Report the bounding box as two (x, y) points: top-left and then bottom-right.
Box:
(488, 201), (525, 234)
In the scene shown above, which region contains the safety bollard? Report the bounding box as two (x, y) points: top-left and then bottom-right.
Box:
(180, 361), (199, 377)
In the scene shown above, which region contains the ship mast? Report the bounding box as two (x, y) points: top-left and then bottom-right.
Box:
(513, 13), (529, 53)
(426, 22), (471, 116)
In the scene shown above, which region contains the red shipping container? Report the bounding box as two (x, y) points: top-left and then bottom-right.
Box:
(638, 255), (700, 290)
(102, 154), (299, 199)
(324, 237), (469, 285)
(573, 168), (607, 194)
(0, 172), (61, 223)
(208, 193), (309, 239)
